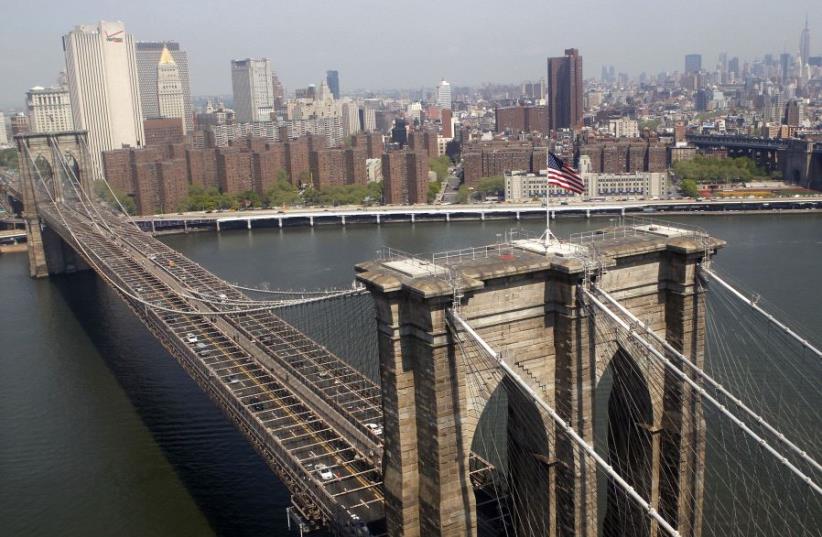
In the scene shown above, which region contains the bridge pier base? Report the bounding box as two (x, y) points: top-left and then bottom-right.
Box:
(24, 217), (49, 278)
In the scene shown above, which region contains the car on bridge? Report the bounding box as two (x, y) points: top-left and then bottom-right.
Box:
(316, 463), (334, 481)
(186, 333), (198, 343)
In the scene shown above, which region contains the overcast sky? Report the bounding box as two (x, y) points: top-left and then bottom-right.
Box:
(0, 0), (817, 109)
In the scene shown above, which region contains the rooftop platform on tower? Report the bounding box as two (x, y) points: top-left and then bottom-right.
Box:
(355, 217), (725, 299)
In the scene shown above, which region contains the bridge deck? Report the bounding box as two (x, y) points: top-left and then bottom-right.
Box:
(40, 202), (384, 530)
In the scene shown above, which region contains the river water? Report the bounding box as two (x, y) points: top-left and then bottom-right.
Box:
(1, 214), (820, 536)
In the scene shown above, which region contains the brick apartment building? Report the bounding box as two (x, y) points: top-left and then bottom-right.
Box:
(382, 149), (428, 204)
(577, 140), (668, 174)
(102, 132), (377, 215)
(407, 129), (439, 157)
(144, 118), (185, 147)
(494, 105), (548, 135)
(461, 141), (548, 187)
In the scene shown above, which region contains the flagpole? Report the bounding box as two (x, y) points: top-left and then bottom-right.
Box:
(544, 182), (550, 248)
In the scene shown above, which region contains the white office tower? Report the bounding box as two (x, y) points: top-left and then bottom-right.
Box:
(156, 46), (186, 132)
(340, 100), (360, 137)
(0, 113), (8, 146)
(436, 79), (452, 110)
(231, 58), (274, 123)
(26, 86), (74, 133)
(63, 21), (144, 170)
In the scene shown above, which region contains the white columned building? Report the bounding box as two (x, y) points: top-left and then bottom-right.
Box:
(26, 86), (75, 133)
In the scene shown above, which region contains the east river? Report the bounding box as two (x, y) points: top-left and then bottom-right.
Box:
(1, 214), (820, 536)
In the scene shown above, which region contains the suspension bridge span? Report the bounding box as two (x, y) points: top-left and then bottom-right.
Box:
(13, 132), (822, 537)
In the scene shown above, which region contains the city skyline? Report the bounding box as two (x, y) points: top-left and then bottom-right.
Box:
(0, 0), (818, 109)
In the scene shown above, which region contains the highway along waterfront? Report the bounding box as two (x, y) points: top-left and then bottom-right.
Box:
(1, 213), (820, 536)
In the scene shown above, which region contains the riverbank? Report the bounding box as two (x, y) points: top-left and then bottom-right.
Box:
(137, 197), (822, 236)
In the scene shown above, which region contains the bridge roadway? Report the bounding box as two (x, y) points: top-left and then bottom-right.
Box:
(38, 201), (386, 533)
(130, 196), (822, 233)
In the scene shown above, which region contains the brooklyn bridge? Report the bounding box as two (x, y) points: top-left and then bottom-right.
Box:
(10, 131), (821, 537)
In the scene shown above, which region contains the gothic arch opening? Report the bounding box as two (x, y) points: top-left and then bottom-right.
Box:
(32, 155), (55, 201)
(468, 374), (556, 537)
(596, 346), (654, 537)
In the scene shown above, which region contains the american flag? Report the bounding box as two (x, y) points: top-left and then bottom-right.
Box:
(547, 152), (585, 194)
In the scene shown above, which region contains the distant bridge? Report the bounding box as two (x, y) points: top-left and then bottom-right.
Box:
(687, 134), (822, 188)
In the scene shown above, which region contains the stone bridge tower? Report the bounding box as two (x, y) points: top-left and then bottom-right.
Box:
(15, 131), (92, 278)
(357, 229), (722, 537)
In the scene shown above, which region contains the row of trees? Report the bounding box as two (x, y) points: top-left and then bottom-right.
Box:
(673, 156), (767, 185)
(455, 175), (505, 204)
(178, 181), (385, 212)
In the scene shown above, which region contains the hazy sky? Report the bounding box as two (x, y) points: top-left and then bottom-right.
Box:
(0, 0), (818, 109)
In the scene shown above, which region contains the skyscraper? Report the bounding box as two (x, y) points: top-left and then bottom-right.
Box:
(780, 52), (793, 83)
(436, 79), (452, 110)
(63, 21), (145, 170)
(546, 48), (583, 131)
(156, 47), (186, 132)
(26, 86), (74, 133)
(685, 54), (702, 73)
(0, 113), (8, 147)
(136, 41), (193, 133)
(326, 70), (340, 99)
(231, 58), (274, 123)
(800, 16), (811, 66)
(272, 72), (285, 109)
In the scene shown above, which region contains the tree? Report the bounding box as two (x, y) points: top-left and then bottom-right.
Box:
(236, 190), (262, 208)
(93, 180), (136, 215)
(427, 179), (442, 203)
(680, 179), (700, 198)
(456, 185), (471, 204)
(0, 148), (18, 170)
(672, 155), (766, 185)
(429, 155), (451, 181)
(276, 168), (289, 184)
(476, 176), (505, 197)
(265, 180), (300, 207)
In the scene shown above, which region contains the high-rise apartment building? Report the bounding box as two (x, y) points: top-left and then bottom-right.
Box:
(546, 48), (583, 131)
(63, 21), (145, 170)
(136, 41), (193, 133)
(326, 70), (340, 99)
(685, 54), (702, 73)
(231, 58), (274, 123)
(800, 16), (811, 66)
(26, 86), (74, 133)
(436, 79), (452, 110)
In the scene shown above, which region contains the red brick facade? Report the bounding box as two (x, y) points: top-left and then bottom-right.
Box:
(382, 150), (428, 204)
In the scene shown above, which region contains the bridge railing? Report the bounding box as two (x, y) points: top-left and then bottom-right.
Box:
(568, 215), (707, 248)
